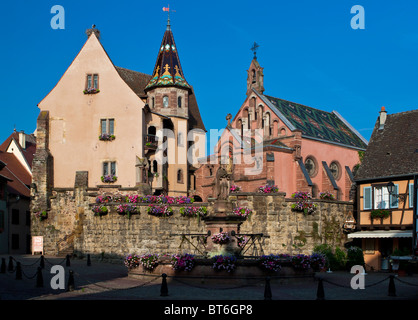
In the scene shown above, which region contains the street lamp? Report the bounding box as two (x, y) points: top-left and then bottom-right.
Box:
(387, 181), (407, 202)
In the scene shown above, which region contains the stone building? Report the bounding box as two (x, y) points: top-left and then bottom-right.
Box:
(31, 21), (206, 214)
(195, 54), (368, 202)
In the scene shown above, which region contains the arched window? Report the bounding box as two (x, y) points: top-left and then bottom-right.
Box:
(178, 96), (182, 108)
(177, 169), (183, 183)
(304, 156), (317, 177)
(329, 161), (341, 180)
(163, 96), (169, 108)
(153, 160), (158, 173)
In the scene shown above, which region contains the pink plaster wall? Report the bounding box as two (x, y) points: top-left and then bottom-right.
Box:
(38, 34), (145, 188)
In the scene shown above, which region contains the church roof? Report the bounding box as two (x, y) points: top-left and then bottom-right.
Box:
(354, 109), (418, 181)
(145, 26), (190, 91)
(257, 92), (368, 150)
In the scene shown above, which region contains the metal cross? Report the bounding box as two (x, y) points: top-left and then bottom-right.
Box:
(251, 42), (259, 59)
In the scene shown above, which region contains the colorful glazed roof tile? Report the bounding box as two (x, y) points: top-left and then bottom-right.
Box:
(145, 25), (190, 91)
(261, 94), (368, 149)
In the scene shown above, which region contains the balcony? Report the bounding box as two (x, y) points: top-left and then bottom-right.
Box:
(145, 134), (158, 151)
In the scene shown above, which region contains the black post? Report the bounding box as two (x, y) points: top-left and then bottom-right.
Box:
(160, 273), (168, 296)
(8, 256), (13, 272)
(87, 254), (91, 267)
(0, 258), (5, 273)
(264, 277), (272, 300)
(15, 262), (22, 280)
(388, 275), (396, 297)
(316, 278), (325, 300)
(40, 255), (45, 269)
(66, 254), (70, 267)
(36, 267), (43, 288)
(67, 270), (75, 292)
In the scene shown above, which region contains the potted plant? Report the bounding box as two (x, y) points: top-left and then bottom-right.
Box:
(140, 254), (159, 271)
(83, 87), (100, 94)
(35, 210), (48, 221)
(124, 254), (140, 269)
(212, 255), (237, 272)
(101, 174), (117, 183)
(92, 205), (108, 217)
(171, 254), (195, 271)
(232, 207), (252, 219)
(258, 185), (279, 193)
(230, 185), (241, 193)
(370, 209), (390, 220)
(258, 254), (282, 272)
(211, 231), (231, 245)
(291, 191), (318, 215)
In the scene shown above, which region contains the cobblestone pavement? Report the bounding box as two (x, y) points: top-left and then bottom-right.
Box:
(1, 254), (418, 301)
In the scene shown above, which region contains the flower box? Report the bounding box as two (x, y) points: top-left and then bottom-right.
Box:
(258, 185), (279, 193)
(146, 205), (173, 217)
(319, 191), (335, 200)
(83, 87), (100, 94)
(370, 209), (390, 219)
(211, 231), (231, 245)
(290, 191), (317, 215)
(179, 206), (208, 218)
(101, 175), (117, 183)
(230, 185), (241, 193)
(35, 210), (48, 221)
(116, 204), (139, 218)
(99, 133), (115, 141)
(232, 207), (252, 218)
(92, 205), (108, 217)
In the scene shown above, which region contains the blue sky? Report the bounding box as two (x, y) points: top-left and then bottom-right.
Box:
(1, 0), (417, 148)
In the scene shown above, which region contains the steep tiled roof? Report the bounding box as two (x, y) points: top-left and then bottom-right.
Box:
(262, 94), (368, 150)
(115, 67), (152, 99)
(145, 26), (190, 91)
(354, 109), (418, 181)
(188, 87), (206, 132)
(0, 152), (31, 197)
(0, 131), (36, 169)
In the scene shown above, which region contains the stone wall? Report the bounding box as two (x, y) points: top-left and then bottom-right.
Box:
(31, 187), (354, 261)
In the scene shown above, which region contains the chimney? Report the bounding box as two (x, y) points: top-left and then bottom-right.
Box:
(19, 131), (26, 149)
(379, 106), (387, 130)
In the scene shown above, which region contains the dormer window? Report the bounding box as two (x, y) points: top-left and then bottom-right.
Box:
(163, 96), (169, 108)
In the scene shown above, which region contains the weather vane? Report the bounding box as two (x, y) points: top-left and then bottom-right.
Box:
(162, 5), (176, 29)
(251, 42), (259, 59)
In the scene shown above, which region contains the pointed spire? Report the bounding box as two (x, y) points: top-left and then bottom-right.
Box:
(145, 16), (190, 92)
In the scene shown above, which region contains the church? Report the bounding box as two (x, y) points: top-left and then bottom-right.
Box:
(195, 47), (368, 202)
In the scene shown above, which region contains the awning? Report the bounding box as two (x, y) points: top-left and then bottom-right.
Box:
(347, 230), (412, 239)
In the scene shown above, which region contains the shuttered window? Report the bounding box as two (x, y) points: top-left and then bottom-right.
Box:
(363, 186), (372, 210)
(389, 184), (399, 208)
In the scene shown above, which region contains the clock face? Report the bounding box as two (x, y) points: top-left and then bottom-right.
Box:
(330, 162), (340, 180)
(305, 157), (316, 177)
(163, 96), (169, 108)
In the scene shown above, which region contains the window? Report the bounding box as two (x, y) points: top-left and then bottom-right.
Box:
(363, 185), (399, 210)
(101, 119), (115, 135)
(410, 183), (415, 208)
(177, 169), (183, 183)
(86, 74), (99, 89)
(304, 157), (317, 177)
(329, 161), (341, 180)
(178, 132), (183, 147)
(364, 238), (375, 254)
(178, 96), (182, 108)
(103, 161), (116, 176)
(12, 209), (19, 225)
(163, 96), (169, 108)
(152, 97), (155, 108)
(153, 160), (158, 173)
